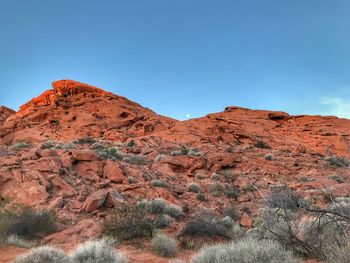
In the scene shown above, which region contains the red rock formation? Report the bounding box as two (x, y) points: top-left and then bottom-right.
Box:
(0, 80), (349, 262)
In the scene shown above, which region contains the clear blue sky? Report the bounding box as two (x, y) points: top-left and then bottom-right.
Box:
(1, 0), (350, 119)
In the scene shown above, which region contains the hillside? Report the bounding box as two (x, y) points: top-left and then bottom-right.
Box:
(0, 80), (349, 262)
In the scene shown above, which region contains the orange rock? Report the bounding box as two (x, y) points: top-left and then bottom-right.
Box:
(72, 150), (98, 161)
(103, 160), (124, 183)
(83, 189), (109, 212)
(240, 213), (253, 227)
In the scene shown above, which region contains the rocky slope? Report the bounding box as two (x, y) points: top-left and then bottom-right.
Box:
(0, 80), (349, 262)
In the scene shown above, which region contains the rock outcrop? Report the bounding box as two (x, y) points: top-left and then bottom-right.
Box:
(0, 80), (349, 261)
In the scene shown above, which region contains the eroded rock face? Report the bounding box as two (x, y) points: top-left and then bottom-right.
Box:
(0, 79), (350, 253)
(0, 106), (15, 125)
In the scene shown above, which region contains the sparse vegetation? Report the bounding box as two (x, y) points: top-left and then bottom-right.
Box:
(70, 238), (127, 263)
(75, 137), (96, 144)
(254, 140), (271, 149)
(191, 238), (299, 263)
(0, 207), (56, 242)
(188, 182), (200, 193)
(151, 234), (177, 257)
(14, 246), (69, 263)
(326, 156), (350, 168)
(151, 179), (166, 188)
(103, 205), (154, 241)
(179, 211), (232, 239)
(154, 214), (173, 229)
(164, 204), (184, 219)
(41, 140), (56, 149)
(11, 141), (31, 150)
(208, 183), (223, 197)
(196, 192), (207, 202)
(127, 176), (137, 184)
(265, 153), (273, 160)
(124, 155), (148, 165)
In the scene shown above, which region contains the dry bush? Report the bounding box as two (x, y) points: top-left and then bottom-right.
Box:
(70, 238), (127, 263)
(152, 234), (177, 257)
(103, 205), (154, 241)
(191, 238), (299, 263)
(14, 246), (69, 263)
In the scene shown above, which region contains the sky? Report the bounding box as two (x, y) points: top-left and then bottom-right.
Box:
(0, 0), (350, 120)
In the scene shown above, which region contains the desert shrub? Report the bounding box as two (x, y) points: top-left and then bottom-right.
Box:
(210, 173), (221, 181)
(326, 235), (350, 263)
(70, 238), (127, 263)
(149, 198), (167, 214)
(164, 204), (184, 219)
(329, 174), (346, 184)
(127, 176), (137, 184)
(168, 260), (185, 263)
(5, 235), (32, 248)
(54, 142), (75, 150)
(223, 186), (241, 199)
(3, 208), (55, 240)
(41, 140), (56, 149)
(125, 140), (136, 148)
(154, 215), (173, 229)
(196, 192), (207, 202)
(266, 186), (305, 210)
(188, 182), (200, 193)
(14, 246), (69, 263)
(223, 206), (240, 221)
(152, 234), (177, 257)
(151, 179), (166, 188)
(124, 155), (148, 165)
(155, 154), (166, 161)
(179, 211), (232, 239)
(265, 153), (274, 160)
(92, 142), (105, 151)
(187, 149), (202, 157)
(75, 137), (96, 144)
(326, 156), (350, 168)
(107, 147), (124, 160)
(11, 141), (31, 150)
(103, 205), (154, 241)
(254, 140), (271, 149)
(170, 150), (183, 156)
(208, 183), (223, 197)
(191, 238), (299, 263)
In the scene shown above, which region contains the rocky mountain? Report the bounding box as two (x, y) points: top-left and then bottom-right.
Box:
(0, 80), (349, 262)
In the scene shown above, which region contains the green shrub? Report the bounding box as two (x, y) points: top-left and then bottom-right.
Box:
(188, 182), (200, 193)
(103, 205), (154, 241)
(124, 155), (148, 165)
(196, 192), (207, 202)
(11, 141), (31, 150)
(127, 176), (137, 184)
(75, 137), (96, 144)
(179, 211), (232, 239)
(254, 140), (271, 149)
(70, 238), (127, 263)
(266, 186), (304, 210)
(164, 204), (184, 219)
(223, 186), (241, 199)
(152, 234), (177, 257)
(14, 246), (69, 263)
(151, 179), (166, 188)
(41, 140), (56, 149)
(264, 154), (273, 161)
(191, 238), (299, 263)
(326, 156), (350, 168)
(154, 215), (173, 229)
(149, 198), (167, 214)
(208, 183), (223, 197)
(2, 208), (56, 241)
